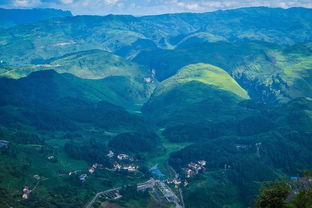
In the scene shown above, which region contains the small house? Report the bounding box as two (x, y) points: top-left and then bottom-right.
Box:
(107, 151), (114, 158)
(117, 154), (129, 160)
(79, 174), (87, 182)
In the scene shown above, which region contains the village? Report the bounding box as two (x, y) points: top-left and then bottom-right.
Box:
(68, 151), (140, 184)
(19, 146), (207, 208)
(20, 150), (141, 200)
(84, 159), (208, 208)
(166, 160), (207, 190)
(107, 151), (139, 172)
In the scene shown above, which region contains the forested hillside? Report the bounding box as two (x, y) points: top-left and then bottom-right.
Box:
(0, 7), (311, 208)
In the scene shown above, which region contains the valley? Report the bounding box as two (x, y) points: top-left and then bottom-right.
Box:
(0, 6), (312, 208)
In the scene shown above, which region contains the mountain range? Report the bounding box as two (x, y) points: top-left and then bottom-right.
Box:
(0, 7), (311, 208)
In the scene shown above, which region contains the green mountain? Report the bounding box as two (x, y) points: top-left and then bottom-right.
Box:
(1, 50), (157, 110)
(0, 70), (150, 128)
(153, 63), (249, 99)
(0, 8), (72, 28)
(0, 7), (311, 65)
(45, 49), (150, 79)
(135, 41), (312, 103)
(143, 63), (249, 126)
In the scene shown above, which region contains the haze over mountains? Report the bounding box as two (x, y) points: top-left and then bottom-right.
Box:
(0, 7), (311, 208)
(0, 8), (72, 28)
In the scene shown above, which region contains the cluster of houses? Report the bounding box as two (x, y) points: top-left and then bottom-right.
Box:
(182, 160), (206, 178)
(67, 163), (100, 182)
(167, 178), (189, 188)
(107, 151), (139, 172)
(66, 150), (140, 183)
(113, 161), (138, 172)
(165, 160), (207, 188)
(166, 178), (183, 188)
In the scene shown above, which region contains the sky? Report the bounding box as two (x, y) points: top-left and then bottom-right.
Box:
(0, 0), (312, 16)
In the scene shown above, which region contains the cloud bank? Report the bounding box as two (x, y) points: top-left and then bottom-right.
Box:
(0, 0), (311, 15)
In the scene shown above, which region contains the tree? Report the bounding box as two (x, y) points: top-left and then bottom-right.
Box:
(288, 187), (312, 208)
(255, 182), (290, 208)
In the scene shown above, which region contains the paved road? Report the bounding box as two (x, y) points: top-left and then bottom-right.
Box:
(137, 178), (156, 191)
(84, 178), (183, 208)
(167, 164), (185, 208)
(178, 188), (185, 208)
(84, 179), (156, 208)
(84, 188), (120, 208)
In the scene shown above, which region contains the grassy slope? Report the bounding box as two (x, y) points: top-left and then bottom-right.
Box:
(271, 43), (312, 102)
(143, 63), (249, 126)
(155, 63), (249, 99)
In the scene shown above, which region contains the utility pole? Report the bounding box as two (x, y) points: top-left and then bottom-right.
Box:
(256, 142), (262, 158)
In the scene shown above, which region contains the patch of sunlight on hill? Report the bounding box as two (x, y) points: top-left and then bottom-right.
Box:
(160, 63), (249, 99)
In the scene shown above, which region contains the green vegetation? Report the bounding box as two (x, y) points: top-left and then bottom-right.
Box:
(255, 172), (312, 208)
(155, 63), (249, 99)
(134, 41), (312, 103)
(255, 182), (290, 208)
(46, 49), (150, 79)
(0, 69), (155, 111)
(0, 67), (161, 208)
(1, 7), (312, 65)
(168, 98), (312, 207)
(182, 171), (243, 208)
(143, 63), (249, 126)
(0, 6), (311, 208)
(109, 132), (160, 154)
(0, 50), (157, 110)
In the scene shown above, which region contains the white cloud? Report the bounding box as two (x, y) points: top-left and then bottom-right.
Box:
(13, 0), (40, 7)
(14, 0), (29, 6)
(2, 0), (312, 15)
(177, 2), (200, 10)
(60, 0), (73, 4)
(104, 0), (119, 5)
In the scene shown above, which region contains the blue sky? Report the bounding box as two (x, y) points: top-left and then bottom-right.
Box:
(0, 0), (311, 15)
